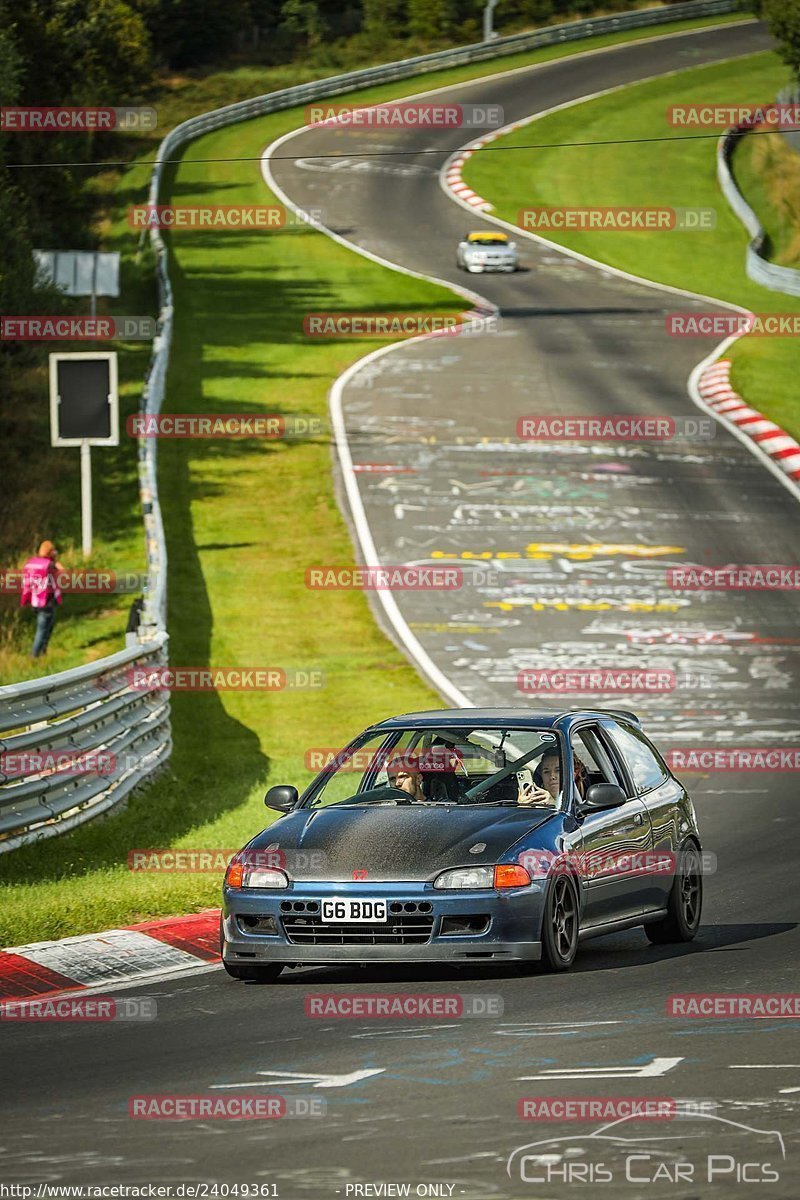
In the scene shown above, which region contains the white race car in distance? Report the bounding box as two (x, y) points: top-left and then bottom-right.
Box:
(456, 230), (519, 272)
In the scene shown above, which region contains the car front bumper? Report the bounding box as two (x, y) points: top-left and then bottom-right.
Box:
(222, 880), (544, 965)
(466, 260), (517, 272)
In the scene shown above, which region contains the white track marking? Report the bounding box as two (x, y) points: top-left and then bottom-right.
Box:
(212, 1068), (385, 1089)
(517, 1055), (683, 1079)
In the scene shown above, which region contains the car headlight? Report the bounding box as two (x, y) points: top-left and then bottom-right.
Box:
(434, 866), (493, 889)
(433, 864), (533, 890)
(225, 861), (289, 889)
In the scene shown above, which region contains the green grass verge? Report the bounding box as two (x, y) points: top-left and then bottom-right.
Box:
(0, 12), (752, 944)
(463, 50), (800, 443)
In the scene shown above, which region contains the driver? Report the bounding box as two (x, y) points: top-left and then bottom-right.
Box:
(385, 751), (426, 802)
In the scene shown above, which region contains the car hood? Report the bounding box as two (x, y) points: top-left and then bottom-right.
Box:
(248, 804), (557, 882)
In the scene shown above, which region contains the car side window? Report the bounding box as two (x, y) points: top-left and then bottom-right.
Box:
(571, 726), (626, 793)
(605, 722), (669, 796)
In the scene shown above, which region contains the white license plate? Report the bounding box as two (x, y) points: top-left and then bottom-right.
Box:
(321, 898), (388, 923)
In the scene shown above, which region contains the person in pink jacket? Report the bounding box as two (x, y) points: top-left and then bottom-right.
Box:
(20, 540), (64, 658)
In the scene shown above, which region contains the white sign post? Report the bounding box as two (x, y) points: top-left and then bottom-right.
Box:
(80, 443), (92, 559)
(49, 352), (119, 559)
(483, 0), (499, 41)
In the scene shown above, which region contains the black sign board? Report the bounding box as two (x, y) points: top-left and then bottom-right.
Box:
(49, 352), (119, 446)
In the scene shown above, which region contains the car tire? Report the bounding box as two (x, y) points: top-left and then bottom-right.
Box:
(644, 842), (702, 944)
(538, 871), (580, 971)
(222, 960), (283, 983)
(516, 870), (579, 974)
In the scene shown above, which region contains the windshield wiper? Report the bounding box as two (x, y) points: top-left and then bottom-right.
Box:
(471, 800), (555, 808)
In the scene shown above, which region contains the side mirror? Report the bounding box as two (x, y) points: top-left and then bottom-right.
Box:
(580, 782), (627, 812)
(265, 785), (299, 813)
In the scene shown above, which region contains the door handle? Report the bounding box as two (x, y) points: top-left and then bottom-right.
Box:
(633, 812), (644, 826)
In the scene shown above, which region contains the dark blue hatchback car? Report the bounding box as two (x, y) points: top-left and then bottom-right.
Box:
(221, 707), (703, 981)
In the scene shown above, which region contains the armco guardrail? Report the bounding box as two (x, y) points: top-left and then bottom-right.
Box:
(718, 124), (800, 297)
(0, 635), (170, 852)
(0, 0), (740, 852)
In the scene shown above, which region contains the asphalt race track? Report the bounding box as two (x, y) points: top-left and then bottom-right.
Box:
(4, 21), (800, 1200)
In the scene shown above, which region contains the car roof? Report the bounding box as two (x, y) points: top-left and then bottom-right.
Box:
(466, 231), (508, 242)
(367, 707), (640, 731)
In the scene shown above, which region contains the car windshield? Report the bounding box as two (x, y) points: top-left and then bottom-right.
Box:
(468, 236), (507, 246)
(306, 726), (563, 809)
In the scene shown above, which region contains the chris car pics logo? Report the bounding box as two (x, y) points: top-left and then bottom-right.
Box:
(507, 1111), (785, 1185)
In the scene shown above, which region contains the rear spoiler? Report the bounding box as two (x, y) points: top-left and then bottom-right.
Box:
(583, 708), (642, 726)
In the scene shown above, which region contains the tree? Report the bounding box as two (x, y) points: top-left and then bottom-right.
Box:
(11, 0), (153, 104)
(407, 0), (460, 41)
(361, 0), (406, 42)
(0, 15), (67, 382)
(137, 0), (255, 69)
(280, 0), (329, 52)
(763, 0), (800, 82)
